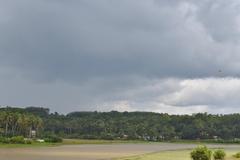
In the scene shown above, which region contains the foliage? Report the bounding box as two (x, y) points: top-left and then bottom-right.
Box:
(190, 146), (212, 160)
(0, 136), (10, 143)
(9, 136), (25, 144)
(24, 139), (33, 144)
(25, 107), (49, 117)
(213, 149), (225, 160)
(233, 152), (240, 158)
(44, 135), (62, 143)
(0, 136), (32, 144)
(3, 107), (240, 141)
(0, 109), (43, 137)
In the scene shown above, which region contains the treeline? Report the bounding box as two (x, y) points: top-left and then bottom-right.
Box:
(1, 107), (240, 141)
(0, 108), (43, 137)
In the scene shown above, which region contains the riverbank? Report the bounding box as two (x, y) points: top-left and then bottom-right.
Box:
(0, 139), (151, 148)
(116, 148), (240, 160)
(0, 143), (240, 160)
(2, 138), (240, 148)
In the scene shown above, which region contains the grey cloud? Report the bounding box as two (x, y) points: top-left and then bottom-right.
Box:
(0, 0), (240, 113)
(1, 0), (239, 83)
(193, 0), (240, 43)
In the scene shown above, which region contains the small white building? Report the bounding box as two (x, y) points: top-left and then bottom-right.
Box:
(30, 130), (36, 138)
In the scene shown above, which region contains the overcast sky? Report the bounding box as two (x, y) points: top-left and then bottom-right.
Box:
(1, 0), (240, 114)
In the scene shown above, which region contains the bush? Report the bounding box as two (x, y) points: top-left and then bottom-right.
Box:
(10, 136), (25, 144)
(213, 149), (226, 160)
(233, 152), (240, 158)
(0, 137), (10, 143)
(24, 139), (33, 144)
(100, 133), (115, 140)
(0, 136), (33, 144)
(191, 146), (212, 160)
(44, 136), (62, 143)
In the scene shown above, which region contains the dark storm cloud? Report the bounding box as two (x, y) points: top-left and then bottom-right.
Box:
(0, 0), (240, 113)
(193, 0), (240, 43)
(0, 0), (237, 82)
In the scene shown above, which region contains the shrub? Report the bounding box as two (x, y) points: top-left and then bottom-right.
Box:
(44, 136), (62, 143)
(10, 136), (25, 144)
(24, 139), (33, 144)
(81, 135), (98, 139)
(233, 152), (240, 158)
(191, 146), (212, 160)
(0, 137), (10, 143)
(100, 133), (114, 140)
(213, 149), (226, 160)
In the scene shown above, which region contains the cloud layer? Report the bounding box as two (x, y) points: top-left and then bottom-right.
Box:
(0, 0), (240, 114)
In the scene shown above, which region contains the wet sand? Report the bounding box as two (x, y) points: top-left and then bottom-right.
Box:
(0, 143), (240, 160)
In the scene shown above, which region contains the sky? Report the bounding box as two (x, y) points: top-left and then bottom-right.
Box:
(1, 0), (240, 114)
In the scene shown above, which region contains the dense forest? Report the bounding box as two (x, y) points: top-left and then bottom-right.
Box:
(1, 106), (240, 141)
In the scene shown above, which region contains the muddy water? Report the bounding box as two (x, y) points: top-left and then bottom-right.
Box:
(0, 143), (240, 160)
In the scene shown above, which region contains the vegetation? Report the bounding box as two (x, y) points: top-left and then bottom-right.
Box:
(62, 139), (149, 145)
(44, 135), (62, 143)
(191, 146), (212, 160)
(191, 147), (227, 160)
(233, 152), (240, 158)
(116, 149), (238, 160)
(0, 109), (43, 137)
(3, 106), (240, 142)
(213, 150), (226, 160)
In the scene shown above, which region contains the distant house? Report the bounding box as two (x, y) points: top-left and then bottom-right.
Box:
(30, 130), (36, 138)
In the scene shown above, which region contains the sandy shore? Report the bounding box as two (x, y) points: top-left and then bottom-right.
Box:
(0, 143), (240, 160)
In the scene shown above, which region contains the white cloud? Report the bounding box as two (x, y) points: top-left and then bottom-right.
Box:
(100, 77), (240, 114)
(161, 77), (240, 107)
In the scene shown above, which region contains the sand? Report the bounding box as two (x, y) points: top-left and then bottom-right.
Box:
(0, 143), (240, 160)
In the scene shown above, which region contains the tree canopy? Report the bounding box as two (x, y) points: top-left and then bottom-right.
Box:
(1, 107), (240, 141)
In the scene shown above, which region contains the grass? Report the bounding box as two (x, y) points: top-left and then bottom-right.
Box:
(1, 138), (240, 148)
(61, 139), (226, 145)
(62, 139), (151, 145)
(170, 139), (240, 144)
(116, 150), (191, 160)
(0, 142), (60, 148)
(116, 149), (240, 160)
(0, 139), (150, 148)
